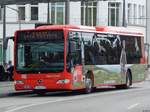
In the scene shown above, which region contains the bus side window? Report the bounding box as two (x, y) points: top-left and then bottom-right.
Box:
(84, 44), (95, 65)
(121, 36), (142, 64)
(69, 35), (82, 66)
(82, 32), (96, 65)
(69, 41), (82, 65)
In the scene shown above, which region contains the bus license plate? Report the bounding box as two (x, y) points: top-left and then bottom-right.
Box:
(35, 86), (46, 89)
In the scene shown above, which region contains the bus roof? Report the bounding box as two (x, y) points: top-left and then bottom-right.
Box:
(18, 25), (144, 37)
(96, 26), (144, 36)
(36, 25), (96, 31)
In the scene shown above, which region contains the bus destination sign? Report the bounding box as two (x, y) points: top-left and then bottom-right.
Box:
(17, 30), (64, 42)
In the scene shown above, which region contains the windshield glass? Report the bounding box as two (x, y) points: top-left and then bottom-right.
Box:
(16, 30), (64, 73)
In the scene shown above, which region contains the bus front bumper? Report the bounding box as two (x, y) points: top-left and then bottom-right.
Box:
(14, 79), (72, 91)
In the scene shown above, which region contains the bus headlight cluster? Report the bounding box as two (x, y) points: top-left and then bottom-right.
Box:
(14, 80), (24, 84)
(56, 79), (70, 84)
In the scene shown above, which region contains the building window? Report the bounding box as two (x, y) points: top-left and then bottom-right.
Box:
(31, 4), (38, 21)
(133, 4), (137, 24)
(139, 5), (145, 25)
(51, 2), (65, 25)
(139, 5), (142, 25)
(108, 2), (120, 26)
(128, 4), (132, 24)
(18, 5), (25, 21)
(142, 5), (145, 25)
(81, 1), (97, 26)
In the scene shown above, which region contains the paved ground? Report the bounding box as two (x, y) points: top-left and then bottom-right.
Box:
(0, 81), (13, 87)
(0, 80), (149, 112)
(0, 69), (149, 112)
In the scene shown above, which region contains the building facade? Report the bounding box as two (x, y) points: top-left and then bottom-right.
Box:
(0, 0), (146, 63)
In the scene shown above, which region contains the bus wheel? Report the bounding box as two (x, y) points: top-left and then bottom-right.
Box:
(85, 76), (93, 94)
(116, 71), (131, 89)
(125, 71), (131, 88)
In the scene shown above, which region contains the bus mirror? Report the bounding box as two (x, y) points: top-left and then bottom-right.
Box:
(9, 36), (14, 41)
(3, 36), (14, 49)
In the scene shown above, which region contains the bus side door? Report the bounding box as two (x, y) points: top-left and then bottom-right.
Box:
(68, 31), (83, 89)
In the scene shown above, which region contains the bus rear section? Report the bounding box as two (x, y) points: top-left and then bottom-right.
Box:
(14, 29), (74, 91)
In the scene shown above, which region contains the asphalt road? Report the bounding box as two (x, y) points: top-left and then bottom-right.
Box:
(0, 79), (150, 112)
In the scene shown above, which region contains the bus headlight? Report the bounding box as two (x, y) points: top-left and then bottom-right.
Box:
(14, 80), (24, 84)
(56, 79), (70, 84)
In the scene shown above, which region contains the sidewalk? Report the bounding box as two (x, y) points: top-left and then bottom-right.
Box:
(0, 81), (13, 87)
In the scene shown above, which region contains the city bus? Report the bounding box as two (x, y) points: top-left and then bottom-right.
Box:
(13, 25), (146, 94)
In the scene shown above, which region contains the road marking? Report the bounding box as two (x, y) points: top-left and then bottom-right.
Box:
(4, 99), (65, 112)
(7, 106), (18, 110)
(127, 103), (140, 110)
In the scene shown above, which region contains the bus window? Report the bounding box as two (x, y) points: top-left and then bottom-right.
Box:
(120, 36), (142, 64)
(84, 41), (95, 65)
(92, 34), (107, 65)
(82, 32), (95, 65)
(68, 31), (82, 66)
(16, 30), (64, 73)
(84, 33), (121, 65)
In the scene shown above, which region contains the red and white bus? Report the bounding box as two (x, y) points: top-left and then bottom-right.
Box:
(14, 25), (146, 93)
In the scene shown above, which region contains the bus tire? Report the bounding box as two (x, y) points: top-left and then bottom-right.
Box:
(116, 71), (131, 89)
(84, 75), (93, 94)
(125, 70), (132, 89)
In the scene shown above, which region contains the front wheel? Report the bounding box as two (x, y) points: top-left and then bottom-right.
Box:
(84, 76), (93, 94)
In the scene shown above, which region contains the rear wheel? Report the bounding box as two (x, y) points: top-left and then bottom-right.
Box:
(125, 72), (131, 88)
(116, 71), (131, 89)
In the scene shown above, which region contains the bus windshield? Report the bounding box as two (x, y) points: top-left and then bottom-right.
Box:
(16, 30), (64, 73)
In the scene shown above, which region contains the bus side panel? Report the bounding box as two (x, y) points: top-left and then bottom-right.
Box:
(71, 65), (85, 90)
(128, 64), (146, 83)
(85, 65), (125, 87)
(85, 64), (146, 87)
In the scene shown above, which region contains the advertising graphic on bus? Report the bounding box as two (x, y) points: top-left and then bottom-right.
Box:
(13, 25), (146, 93)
